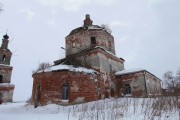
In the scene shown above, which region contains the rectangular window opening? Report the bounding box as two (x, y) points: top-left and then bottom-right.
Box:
(0, 75), (3, 83)
(91, 37), (96, 45)
(108, 41), (111, 47)
(109, 64), (112, 72)
(124, 83), (131, 95)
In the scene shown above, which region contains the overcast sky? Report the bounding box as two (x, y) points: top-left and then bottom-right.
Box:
(0, 0), (180, 101)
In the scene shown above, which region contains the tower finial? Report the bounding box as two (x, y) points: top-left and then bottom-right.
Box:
(84, 14), (93, 27)
(3, 29), (9, 39)
(3, 34), (9, 39)
(85, 14), (90, 19)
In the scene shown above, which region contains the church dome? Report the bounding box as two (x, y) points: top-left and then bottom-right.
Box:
(3, 34), (9, 39)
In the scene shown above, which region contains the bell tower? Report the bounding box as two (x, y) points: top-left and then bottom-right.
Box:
(0, 34), (14, 104)
(0, 34), (12, 65)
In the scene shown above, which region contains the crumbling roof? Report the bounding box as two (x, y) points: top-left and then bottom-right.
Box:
(115, 68), (162, 81)
(69, 25), (103, 36)
(88, 25), (102, 30)
(69, 27), (83, 35)
(115, 68), (146, 76)
(54, 46), (125, 67)
(54, 46), (124, 65)
(94, 46), (115, 56)
(37, 64), (98, 74)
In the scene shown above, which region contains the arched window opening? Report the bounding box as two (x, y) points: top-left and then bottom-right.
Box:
(2, 55), (6, 61)
(62, 83), (69, 100)
(91, 37), (96, 45)
(111, 88), (115, 97)
(0, 75), (3, 83)
(105, 91), (109, 98)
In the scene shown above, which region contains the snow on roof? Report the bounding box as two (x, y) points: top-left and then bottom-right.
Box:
(88, 25), (102, 30)
(69, 25), (103, 35)
(37, 64), (97, 74)
(0, 83), (15, 87)
(115, 68), (145, 76)
(0, 64), (11, 67)
(94, 46), (115, 56)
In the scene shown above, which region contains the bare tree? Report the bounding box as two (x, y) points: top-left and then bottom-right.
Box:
(101, 24), (112, 34)
(175, 69), (180, 81)
(174, 69), (180, 93)
(163, 69), (180, 95)
(163, 71), (175, 91)
(33, 62), (52, 73)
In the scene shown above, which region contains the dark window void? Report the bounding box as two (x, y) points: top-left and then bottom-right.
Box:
(108, 41), (111, 47)
(109, 64), (112, 72)
(124, 84), (131, 94)
(0, 75), (3, 83)
(62, 83), (69, 100)
(105, 91), (109, 98)
(2, 55), (6, 61)
(91, 37), (96, 45)
(111, 88), (115, 97)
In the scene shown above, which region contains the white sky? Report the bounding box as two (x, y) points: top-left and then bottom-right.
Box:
(0, 0), (180, 101)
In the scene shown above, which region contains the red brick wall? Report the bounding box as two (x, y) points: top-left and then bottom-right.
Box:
(0, 85), (14, 103)
(32, 71), (102, 106)
(0, 85), (14, 91)
(0, 66), (13, 83)
(65, 29), (115, 56)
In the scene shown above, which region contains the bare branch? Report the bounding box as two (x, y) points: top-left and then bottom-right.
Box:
(33, 62), (52, 74)
(101, 24), (112, 34)
(163, 69), (180, 96)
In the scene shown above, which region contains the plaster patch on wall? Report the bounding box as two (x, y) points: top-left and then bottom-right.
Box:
(71, 81), (79, 92)
(73, 97), (84, 103)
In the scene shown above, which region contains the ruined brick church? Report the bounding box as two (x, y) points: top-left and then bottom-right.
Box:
(31, 14), (161, 106)
(0, 34), (14, 104)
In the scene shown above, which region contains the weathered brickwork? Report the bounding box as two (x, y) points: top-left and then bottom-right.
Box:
(0, 34), (14, 104)
(66, 31), (115, 55)
(0, 65), (13, 83)
(66, 15), (115, 56)
(115, 70), (162, 97)
(0, 84), (14, 103)
(32, 71), (103, 106)
(0, 50), (12, 65)
(31, 14), (162, 106)
(75, 48), (124, 74)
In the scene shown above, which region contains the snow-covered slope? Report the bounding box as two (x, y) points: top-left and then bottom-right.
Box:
(0, 102), (74, 120)
(0, 97), (179, 120)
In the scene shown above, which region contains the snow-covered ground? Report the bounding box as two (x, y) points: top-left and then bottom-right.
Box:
(0, 102), (75, 120)
(0, 97), (179, 120)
